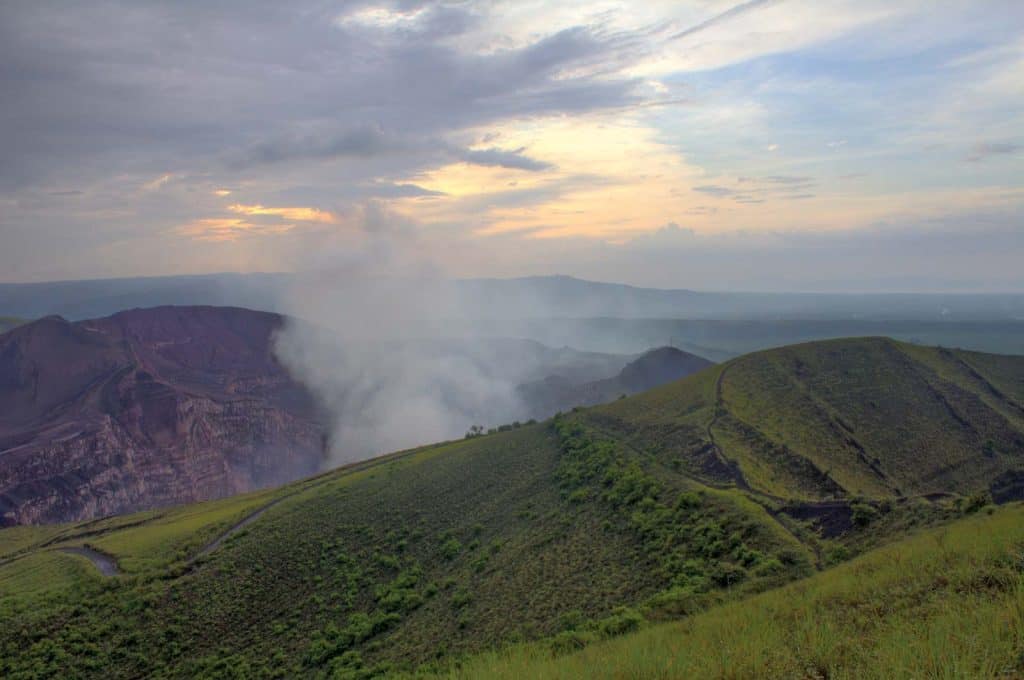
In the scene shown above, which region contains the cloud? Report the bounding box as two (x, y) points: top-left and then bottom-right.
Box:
(227, 203), (337, 223)
(336, 6), (431, 30)
(668, 0), (780, 43)
(739, 175), (814, 185)
(967, 141), (1021, 162)
(460, 147), (553, 171)
(143, 174), (174, 191)
(693, 184), (736, 197)
(365, 182), (447, 198)
(628, 221), (696, 245)
(232, 125), (403, 168)
(176, 218), (295, 242)
(0, 1), (1021, 290)
(691, 176), (817, 205)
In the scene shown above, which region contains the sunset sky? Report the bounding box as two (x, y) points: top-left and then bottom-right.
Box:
(1, 1), (1022, 290)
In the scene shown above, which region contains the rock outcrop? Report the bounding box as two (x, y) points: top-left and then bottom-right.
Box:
(0, 306), (325, 525)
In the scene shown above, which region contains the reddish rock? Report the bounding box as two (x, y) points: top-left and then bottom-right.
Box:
(0, 306), (325, 525)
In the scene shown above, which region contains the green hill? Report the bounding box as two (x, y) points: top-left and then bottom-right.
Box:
(448, 501), (1024, 679)
(1, 337), (1022, 678)
(592, 337), (1024, 500)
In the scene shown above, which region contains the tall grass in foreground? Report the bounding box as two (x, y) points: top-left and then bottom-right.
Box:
(444, 504), (1024, 679)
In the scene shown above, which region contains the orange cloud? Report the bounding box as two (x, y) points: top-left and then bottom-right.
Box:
(176, 218), (294, 242)
(227, 203), (336, 223)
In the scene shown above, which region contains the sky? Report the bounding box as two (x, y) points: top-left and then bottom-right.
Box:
(0, 0), (1022, 291)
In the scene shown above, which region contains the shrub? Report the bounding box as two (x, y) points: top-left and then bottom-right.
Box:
(963, 491), (992, 514)
(643, 587), (705, 619)
(567, 488), (590, 504)
(451, 587), (472, 609)
(709, 561), (747, 588)
(824, 545), (851, 566)
(440, 538), (462, 560)
(550, 630), (596, 654)
(851, 502), (878, 527)
(556, 610), (586, 631)
(596, 607), (643, 638)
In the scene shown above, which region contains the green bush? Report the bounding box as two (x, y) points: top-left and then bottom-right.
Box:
(851, 502), (878, 527)
(643, 587), (706, 619)
(549, 629), (596, 654)
(596, 607), (644, 638)
(451, 587), (472, 609)
(962, 491), (992, 514)
(440, 538), (462, 560)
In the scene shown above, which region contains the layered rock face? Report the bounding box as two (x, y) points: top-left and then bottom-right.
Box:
(0, 306), (325, 525)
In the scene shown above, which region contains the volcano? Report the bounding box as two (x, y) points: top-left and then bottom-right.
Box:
(0, 306), (325, 525)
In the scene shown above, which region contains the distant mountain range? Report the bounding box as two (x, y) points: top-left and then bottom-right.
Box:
(3, 273), (1024, 322)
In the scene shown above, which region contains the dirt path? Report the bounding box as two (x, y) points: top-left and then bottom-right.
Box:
(58, 546), (120, 576)
(191, 443), (434, 562)
(705, 362), (753, 491)
(192, 497), (290, 560)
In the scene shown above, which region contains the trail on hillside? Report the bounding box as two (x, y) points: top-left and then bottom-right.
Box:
(190, 444), (434, 563)
(58, 546), (120, 576)
(192, 497), (291, 560)
(705, 363), (754, 492)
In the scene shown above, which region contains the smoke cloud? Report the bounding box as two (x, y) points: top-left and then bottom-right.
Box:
(271, 203), (532, 465)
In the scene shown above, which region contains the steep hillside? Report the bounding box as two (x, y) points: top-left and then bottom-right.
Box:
(589, 337), (1024, 502)
(0, 422), (816, 678)
(516, 346), (712, 419)
(0, 337), (1021, 677)
(0, 306), (326, 525)
(450, 501), (1024, 679)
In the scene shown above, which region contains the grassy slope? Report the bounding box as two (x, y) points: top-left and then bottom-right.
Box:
(585, 337), (1024, 501)
(0, 424), (813, 677)
(1, 337), (1022, 677)
(448, 502), (1024, 679)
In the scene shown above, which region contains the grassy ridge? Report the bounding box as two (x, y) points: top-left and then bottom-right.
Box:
(0, 422), (817, 677)
(446, 502), (1024, 679)
(1, 337), (1023, 677)
(585, 337), (1024, 501)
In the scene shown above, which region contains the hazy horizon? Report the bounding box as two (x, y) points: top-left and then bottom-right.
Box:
(7, 270), (1024, 298)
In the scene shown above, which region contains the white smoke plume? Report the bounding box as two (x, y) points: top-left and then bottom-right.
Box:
(271, 203), (528, 465)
